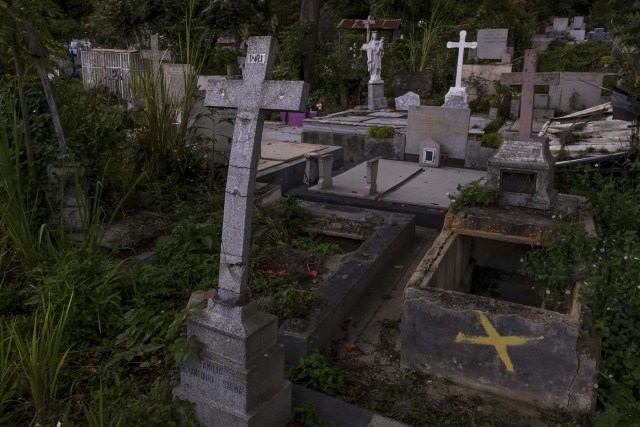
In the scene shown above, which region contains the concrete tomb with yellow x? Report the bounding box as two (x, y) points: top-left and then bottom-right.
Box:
(455, 310), (544, 373)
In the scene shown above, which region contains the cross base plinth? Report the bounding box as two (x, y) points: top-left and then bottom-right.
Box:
(368, 81), (387, 110)
(443, 87), (470, 109)
(174, 292), (291, 427)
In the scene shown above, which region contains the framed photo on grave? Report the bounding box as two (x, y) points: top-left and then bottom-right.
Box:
(419, 138), (441, 167)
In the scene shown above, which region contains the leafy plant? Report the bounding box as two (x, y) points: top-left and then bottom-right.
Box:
(479, 132), (503, 149)
(367, 125), (395, 139)
(292, 401), (330, 427)
(10, 294), (73, 419)
(270, 285), (316, 320)
(521, 223), (594, 311)
(82, 382), (124, 427)
(290, 352), (351, 396)
(448, 179), (499, 213)
(483, 117), (507, 134)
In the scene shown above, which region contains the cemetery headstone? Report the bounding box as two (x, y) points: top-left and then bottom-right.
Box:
(361, 31), (387, 110)
(173, 36), (309, 427)
(476, 29), (508, 60)
(444, 30), (477, 108)
(395, 91), (420, 111)
(548, 72), (604, 112)
(392, 71), (432, 97)
(500, 49), (560, 139)
(406, 106), (471, 160)
(571, 16), (585, 30)
(552, 17), (569, 33)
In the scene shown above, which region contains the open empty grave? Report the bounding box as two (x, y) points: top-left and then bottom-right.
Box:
(401, 207), (598, 416)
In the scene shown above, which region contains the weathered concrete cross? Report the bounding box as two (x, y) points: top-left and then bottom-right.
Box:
(150, 34), (161, 79)
(364, 15), (375, 42)
(446, 30), (477, 89)
(205, 36), (309, 305)
(501, 49), (560, 139)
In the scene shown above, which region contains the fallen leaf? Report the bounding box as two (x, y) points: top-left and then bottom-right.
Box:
(341, 274), (350, 280)
(344, 342), (357, 351)
(309, 270), (318, 278)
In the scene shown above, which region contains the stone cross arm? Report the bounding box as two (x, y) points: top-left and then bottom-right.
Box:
(205, 79), (308, 112)
(500, 72), (560, 86)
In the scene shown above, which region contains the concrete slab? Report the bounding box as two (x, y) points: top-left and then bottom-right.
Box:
(381, 167), (486, 208)
(369, 112), (405, 118)
(309, 160), (422, 199)
(261, 141), (333, 161)
(262, 121), (302, 143)
(363, 118), (408, 126)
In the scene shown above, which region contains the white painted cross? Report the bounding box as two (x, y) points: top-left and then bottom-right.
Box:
(446, 30), (477, 88)
(205, 37), (309, 305)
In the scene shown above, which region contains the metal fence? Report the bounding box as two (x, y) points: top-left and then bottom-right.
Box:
(80, 49), (142, 103)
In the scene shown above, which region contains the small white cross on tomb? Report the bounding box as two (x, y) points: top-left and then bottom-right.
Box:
(446, 30), (477, 89)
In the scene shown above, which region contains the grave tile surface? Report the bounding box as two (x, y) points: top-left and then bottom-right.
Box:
(382, 167), (485, 207)
(310, 159), (422, 199)
(368, 112), (406, 118)
(363, 118), (408, 126)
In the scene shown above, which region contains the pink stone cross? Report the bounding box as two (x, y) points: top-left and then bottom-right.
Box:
(500, 50), (560, 139)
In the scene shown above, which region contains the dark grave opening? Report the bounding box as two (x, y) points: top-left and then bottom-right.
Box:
(501, 170), (536, 194)
(470, 266), (542, 308)
(432, 236), (569, 313)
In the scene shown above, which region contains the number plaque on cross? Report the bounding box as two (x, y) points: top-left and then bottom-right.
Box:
(500, 50), (560, 139)
(205, 37), (309, 305)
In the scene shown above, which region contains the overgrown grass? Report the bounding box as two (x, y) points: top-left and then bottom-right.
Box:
(10, 294), (72, 421)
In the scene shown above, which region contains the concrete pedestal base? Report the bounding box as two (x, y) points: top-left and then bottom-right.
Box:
(173, 297), (291, 427)
(443, 87), (470, 109)
(368, 81), (387, 110)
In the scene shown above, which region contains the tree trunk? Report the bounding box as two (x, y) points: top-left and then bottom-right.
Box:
(13, 44), (36, 179)
(299, 0), (322, 84)
(24, 19), (66, 151)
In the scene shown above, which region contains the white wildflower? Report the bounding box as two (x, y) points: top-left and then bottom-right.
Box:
(624, 255), (629, 260)
(565, 289), (571, 295)
(545, 289), (551, 295)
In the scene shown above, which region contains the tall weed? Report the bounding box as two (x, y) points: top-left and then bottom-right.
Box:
(10, 294), (73, 419)
(0, 321), (15, 416)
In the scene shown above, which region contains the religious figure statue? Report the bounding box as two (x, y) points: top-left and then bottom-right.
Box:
(361, 31), (384, 83)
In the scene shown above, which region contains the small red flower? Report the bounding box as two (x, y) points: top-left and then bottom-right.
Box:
(308, 270), (318, 278)
(344, 342), (357, 351)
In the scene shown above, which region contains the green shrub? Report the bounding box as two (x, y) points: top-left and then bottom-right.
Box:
(448, 179), (499, 213)
(479, 132), (503, 149)
(483, 117), (507, 134)
(367, 125), (396, 138)
(290, 353), (351, 396)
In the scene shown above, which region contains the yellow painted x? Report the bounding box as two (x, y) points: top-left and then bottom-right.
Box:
(455, 310), (544, 373)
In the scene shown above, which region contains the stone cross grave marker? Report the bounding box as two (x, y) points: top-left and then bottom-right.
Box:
(447, 30), (477, 90)
(150, 33), (161, 79)
(205, 36), (309, 305)
(364, 15), (375, 42)
(500, 50), (559, 139)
